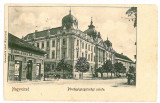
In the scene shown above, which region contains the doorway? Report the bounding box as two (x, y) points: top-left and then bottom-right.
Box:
(26, 60), (33, 80)
(14, 60), (22, 81)
(36, 63), (41, 80)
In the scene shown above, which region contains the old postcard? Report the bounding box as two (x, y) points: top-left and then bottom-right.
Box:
(4, 4), (157, 101)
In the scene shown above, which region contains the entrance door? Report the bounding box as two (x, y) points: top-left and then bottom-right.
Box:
(14, 60), (22, 81)
(26, 60), (32, 80)
(36, 63), (41, 80)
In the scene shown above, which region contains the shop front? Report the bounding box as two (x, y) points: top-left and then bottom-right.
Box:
(8, 33), (46, 82)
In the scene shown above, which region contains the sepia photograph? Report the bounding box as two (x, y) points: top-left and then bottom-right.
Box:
(7, 6), (136, 86)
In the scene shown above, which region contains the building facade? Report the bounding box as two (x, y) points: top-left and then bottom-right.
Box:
(8, 33), (46, 81)
(115, 53), (136, 72)
(24, 10), (134, 78)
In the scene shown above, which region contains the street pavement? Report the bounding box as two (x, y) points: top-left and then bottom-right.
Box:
(9, 78), (136, 88)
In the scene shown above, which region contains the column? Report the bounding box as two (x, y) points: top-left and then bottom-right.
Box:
(80, 40), (82, 57)
(67, 37), (69, 59)
(55, 40), (57, 60)
(72, 36), (75, 79)
(59, 38), (61, 60)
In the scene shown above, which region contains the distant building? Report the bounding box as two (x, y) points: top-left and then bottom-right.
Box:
(115, 53), (135, 72)
(8, 33), (46, 81)
(24, 10), (115, 78)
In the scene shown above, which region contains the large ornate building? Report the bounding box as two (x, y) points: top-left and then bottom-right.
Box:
(23, 10), (134, 78)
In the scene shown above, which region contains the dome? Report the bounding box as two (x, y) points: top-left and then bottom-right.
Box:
(104, 37), (112, 47)
(62, 10), (78, 29)
(84, 17), (100, 39)
(84, 28), (97, 39)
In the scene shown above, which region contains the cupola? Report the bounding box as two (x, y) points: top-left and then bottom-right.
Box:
(62, 9), (78, 29)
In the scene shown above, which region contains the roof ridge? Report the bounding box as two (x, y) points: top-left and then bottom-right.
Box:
(8, 33), (46, 54)
(115, 52), (133, 62)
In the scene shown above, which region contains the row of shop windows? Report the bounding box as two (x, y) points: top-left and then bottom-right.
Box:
(8, 59), (42, 81)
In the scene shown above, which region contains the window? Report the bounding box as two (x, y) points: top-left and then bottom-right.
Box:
(99, 50), (100, 62)
(88, 54), (90, 61)
(88, 45), (90, 51)
(52, 40), (55, 47)
(106, 52), (108, 58)
(37, 42), (39, 48)
(85, 54), (87, 59)
(77, 40), (79, 46)
(82, 52), (84, 57)
(62, 52), (65, 58)
(77, 51), (79, 58)
(82, 42), (84, 49)
(91, 53), (93, 62)
(91, 46), (93, 52)
(47, 41), (49, 47)
(9, 54), (15, 61)
(52, 64), (55, 70)
(52, 50), (55, 59)
(86, 44), (87, 50)
(63, 38), (65, 45)
(42, 42), (44, 49)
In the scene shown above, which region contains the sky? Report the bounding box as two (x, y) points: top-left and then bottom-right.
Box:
(8, 6), (136, 61)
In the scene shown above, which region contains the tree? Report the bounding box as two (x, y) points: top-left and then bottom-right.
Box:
(114, 62), (124, 77)
(110, 64), (115, 78)
(97, 67), (106, 78)
(66, 64), (73, 72)
(127, 66), (136, 85)
(44, 63), (51, 81)
(121, 66), (126, 74)
(126, 7), (137, 28)
(129, 66), (136, 73)
(75, 57), (90, 79)
(44, 63), (51, 72)
(102, 60), (112, 78)
(56, 59), (72, 78)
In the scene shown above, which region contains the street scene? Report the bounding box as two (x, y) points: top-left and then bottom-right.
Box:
(7, 6), (137, 86)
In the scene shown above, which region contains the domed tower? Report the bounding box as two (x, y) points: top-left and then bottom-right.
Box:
(84, 17), (98, 39)
(104, 37), (112, 47)
(62, 9), (78, 29)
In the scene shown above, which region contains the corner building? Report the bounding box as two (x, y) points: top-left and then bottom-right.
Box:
(24, 10), (116, 78)
(8, 33), (46, 81)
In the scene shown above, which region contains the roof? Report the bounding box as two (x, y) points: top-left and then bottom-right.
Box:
(24, 27), (61, 40)
(115, 53), (133, 62)
(8, 33), (46, 55)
